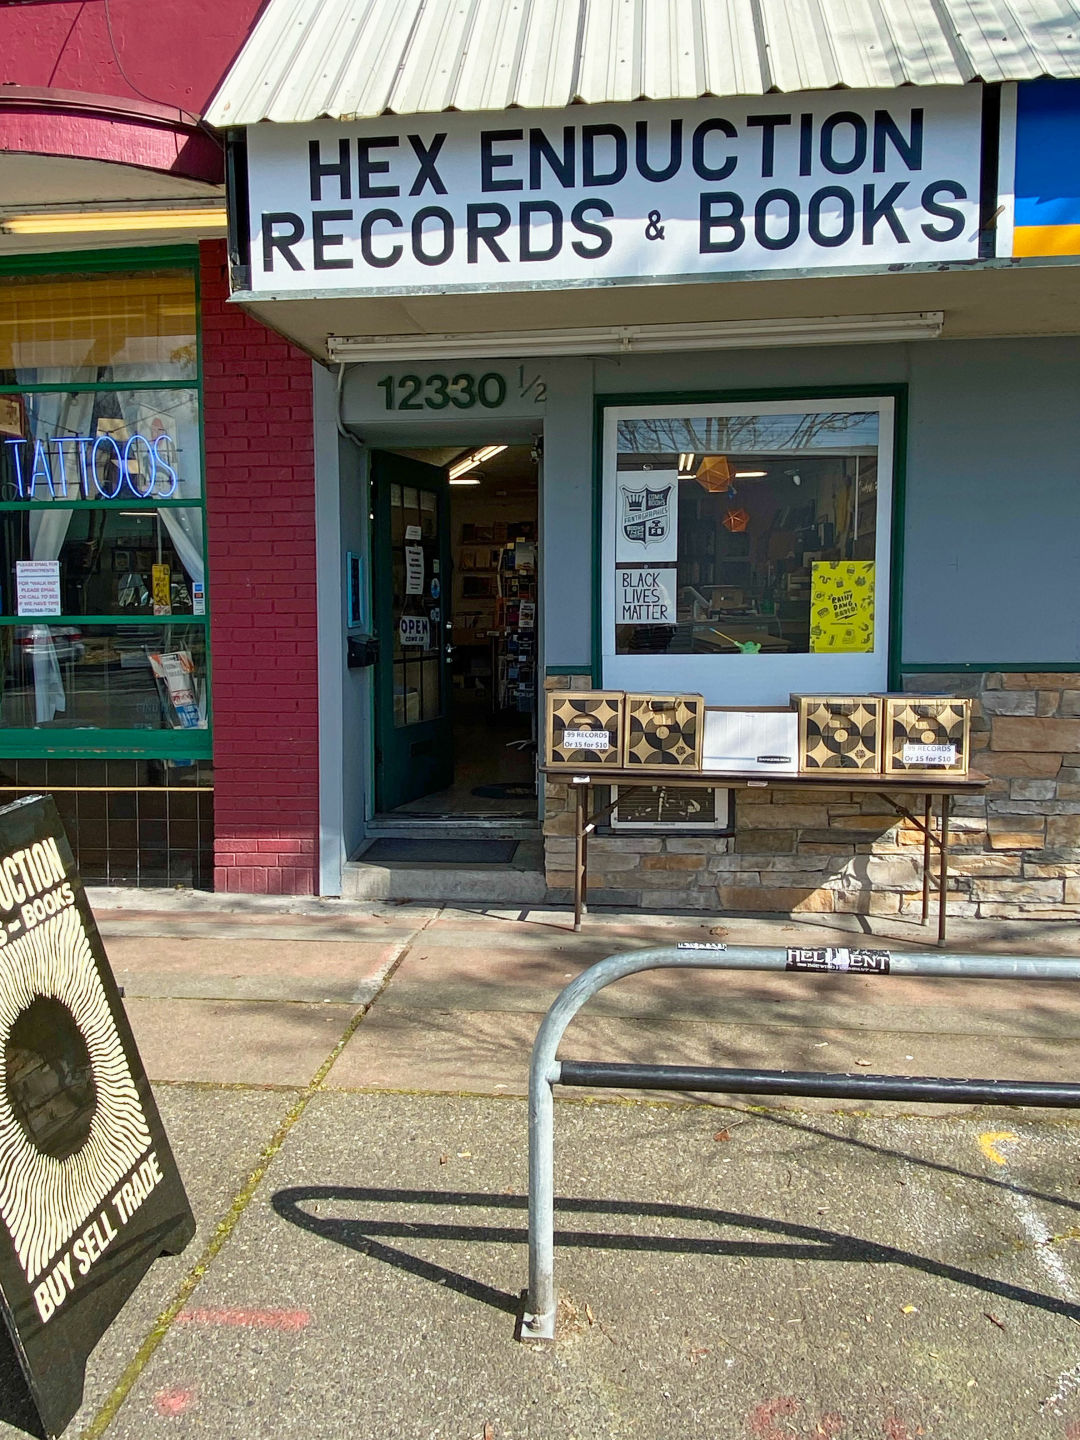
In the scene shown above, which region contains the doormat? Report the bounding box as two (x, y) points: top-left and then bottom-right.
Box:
(471, 783), (535, 799)
(363, 838), (519, 864)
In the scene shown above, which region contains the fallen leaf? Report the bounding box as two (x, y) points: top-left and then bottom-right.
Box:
(585, 1303), (596, 1326)
(901, 1305), (918, 1315)
(709, 926), (728, 938)
(714, 1130), (731, 1142)
(483, 1425), (495, 1440)
(984, 1311), (1006, 1331)
(438, 1153), (449, 1165)
(689, 1346), (710, 1362)
(457, 1150), (472, 1158)
(855, 1058), (872, 1066)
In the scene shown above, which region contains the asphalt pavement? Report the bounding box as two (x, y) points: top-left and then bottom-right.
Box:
(11, 894), (1080, 1440)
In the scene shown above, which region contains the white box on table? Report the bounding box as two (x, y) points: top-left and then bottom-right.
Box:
(701, 708), (800, 775)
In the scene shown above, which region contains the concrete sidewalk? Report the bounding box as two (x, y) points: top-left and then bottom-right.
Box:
(98, 897), (1080, 1106)
(13, 895), (1080, 1439)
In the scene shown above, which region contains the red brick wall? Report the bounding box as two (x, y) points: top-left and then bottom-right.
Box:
(200, 240), (320, 894)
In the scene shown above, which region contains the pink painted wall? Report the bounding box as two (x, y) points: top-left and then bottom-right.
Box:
(0, 0), (266, 182)
(0, 0), (267, 115)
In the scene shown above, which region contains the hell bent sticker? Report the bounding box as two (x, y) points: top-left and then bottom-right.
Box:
(786, 947), (891, 974)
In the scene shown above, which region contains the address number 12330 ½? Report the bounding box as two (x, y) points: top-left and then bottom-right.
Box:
(377, 372), (508, 410)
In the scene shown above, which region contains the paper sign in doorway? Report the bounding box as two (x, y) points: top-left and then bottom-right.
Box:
(405, 546), (424, 596)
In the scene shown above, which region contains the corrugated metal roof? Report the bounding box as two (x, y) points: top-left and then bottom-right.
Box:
(206, 0), (1080, 127)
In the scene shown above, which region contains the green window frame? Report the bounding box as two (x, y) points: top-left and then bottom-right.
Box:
(0, 247), (210, 760)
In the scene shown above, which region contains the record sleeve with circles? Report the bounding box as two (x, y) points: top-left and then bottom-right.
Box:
(882, 697), (971, 775)
(793, 695), (882, 772)
(622, 693), (704, 771)
(545, 690), (625, 769)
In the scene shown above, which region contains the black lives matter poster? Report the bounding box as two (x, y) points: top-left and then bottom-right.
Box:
(0, 796), (194, 1438)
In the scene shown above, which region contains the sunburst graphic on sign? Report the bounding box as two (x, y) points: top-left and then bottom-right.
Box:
(0, 905), (151, 1283)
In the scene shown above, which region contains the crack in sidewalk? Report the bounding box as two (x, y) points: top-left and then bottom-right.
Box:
(80, 907), (441, 1440)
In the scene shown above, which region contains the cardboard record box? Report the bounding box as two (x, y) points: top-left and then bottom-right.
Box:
(793, 694), (882, 772)
(546, 690), (624, 769)
(882, 696), (971, 775)
(702, 707), (799, 775)
(622, 693), (705, 771)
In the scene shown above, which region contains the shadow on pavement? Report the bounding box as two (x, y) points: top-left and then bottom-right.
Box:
(271, 1184), (1080, 1325)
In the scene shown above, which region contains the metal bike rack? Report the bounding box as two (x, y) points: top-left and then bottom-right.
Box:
(520, 941), (1080, 1342)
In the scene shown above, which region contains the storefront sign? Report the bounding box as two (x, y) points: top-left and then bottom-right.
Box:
(15, 561), (61, 617)
(2, 433), (179, 500)
(0, 795), (194, 1437)
(245, 88), (982, 295)
(399, 615), (431, 647)
(345, 363), (545, 426)
(1002, 79), (1080, 258)
(617, 567), (677, 624)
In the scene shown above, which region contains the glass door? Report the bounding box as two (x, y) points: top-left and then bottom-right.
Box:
(372, 451), (453, 812)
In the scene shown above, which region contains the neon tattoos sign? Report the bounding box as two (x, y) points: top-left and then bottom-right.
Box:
(3, 433), (180, 501)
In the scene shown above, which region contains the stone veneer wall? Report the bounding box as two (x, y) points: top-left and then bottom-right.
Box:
(542, 672), (1080, 918)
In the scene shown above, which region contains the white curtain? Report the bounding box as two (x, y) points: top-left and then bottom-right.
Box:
(112, 377), (206, 730)
(111, 377), (204, 587)
(22, 384), (94, 722)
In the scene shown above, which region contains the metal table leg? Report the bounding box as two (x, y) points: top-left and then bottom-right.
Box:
(921, 794), (932, 925)
(938, 793), (951, 947)
(573, 783), (588, 933)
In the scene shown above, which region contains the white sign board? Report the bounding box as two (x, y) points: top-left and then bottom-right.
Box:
(398, 614), (431, 648)
(15, 561), (61, 616)
(562, 730), (611, 750)
(615, 471), (679, 563)
(405, 545), (424, 595)
(245, 89), (982, 296)
(617, 567), (677, 624)
(902, 742), (957, 767)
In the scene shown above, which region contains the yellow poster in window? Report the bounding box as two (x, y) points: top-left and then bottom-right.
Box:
(809, 561), (875, 653)
(152, 563), (172, 617)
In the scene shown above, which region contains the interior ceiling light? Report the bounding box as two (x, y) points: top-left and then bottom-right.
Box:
(327, 313), (944, 363)
(0, 206), (226, 236)
(448, 476), (482, 486)
(677, 452), (696, 473)
(448, 443), (507, 481)
(735, 470), (767, 478)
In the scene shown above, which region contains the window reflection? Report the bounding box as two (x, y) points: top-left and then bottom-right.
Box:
(0, 625), (208, 730)
(0, 510), (201, 617)
(614, 411), (880, 657)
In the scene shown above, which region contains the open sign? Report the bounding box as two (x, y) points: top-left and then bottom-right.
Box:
(398, 615), (431, 648)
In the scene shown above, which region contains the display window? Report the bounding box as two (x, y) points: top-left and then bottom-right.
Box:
(0, 264), (208, 755)
(599, 395), (895, 705)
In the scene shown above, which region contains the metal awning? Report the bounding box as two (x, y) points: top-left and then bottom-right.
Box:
(206, 0), (1080, 129)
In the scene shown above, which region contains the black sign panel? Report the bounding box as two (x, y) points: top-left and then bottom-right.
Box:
(0, 796), (194, 1437)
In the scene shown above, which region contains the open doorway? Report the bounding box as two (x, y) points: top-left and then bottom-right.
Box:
(373, 442), (539, 820)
